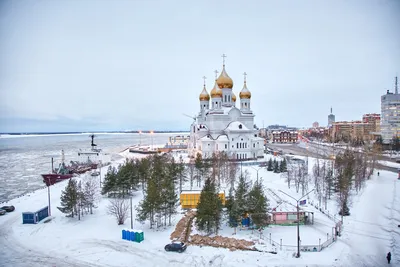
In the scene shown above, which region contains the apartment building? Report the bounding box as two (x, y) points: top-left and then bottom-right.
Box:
(381, 77), (400, 144)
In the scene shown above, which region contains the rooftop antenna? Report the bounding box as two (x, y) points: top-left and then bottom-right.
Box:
(395, 76), (398, 94)
(330, 106), (333, 114)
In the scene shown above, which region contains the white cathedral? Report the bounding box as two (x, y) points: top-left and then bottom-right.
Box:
(188, 58), (264, 160)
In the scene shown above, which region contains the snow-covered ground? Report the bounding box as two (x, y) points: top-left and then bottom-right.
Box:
(0, 149), (399, 267)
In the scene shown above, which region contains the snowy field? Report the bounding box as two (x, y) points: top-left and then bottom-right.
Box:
(1, 149), (399, 267)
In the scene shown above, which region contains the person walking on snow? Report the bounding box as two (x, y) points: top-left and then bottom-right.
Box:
(387, 252), (391, 264)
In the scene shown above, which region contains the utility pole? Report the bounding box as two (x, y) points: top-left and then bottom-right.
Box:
(47, 179), (51, 216)
(130, 187), (133, 229)
(279, 189), (315, 258)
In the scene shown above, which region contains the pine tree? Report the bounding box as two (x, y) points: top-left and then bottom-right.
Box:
(163, 156), (179, 226)
(101, 166), (118, 195)
(226, 187), (241, 233)
(267, 158), (273, 171)
(58, 178), (78, 217)
(177, 155), (188, 193)
(235, 171), (251, 218)
(136, 176), (159, 229)
(194, 153), (204, 187)
(273, 160), (280, 173)
(248, 179), (269, 229)
(280, 158), (287, 172)
(196, 177), (223, 234)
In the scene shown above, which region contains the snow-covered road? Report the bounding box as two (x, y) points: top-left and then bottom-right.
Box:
(333, 171), (400, 267)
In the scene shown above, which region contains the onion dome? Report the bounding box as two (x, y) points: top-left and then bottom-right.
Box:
(210, 80), (222, 98)
(239, 81), (251, 99)
(199, 85), (210, 101)
(232, 92), (237, 102)
(217, 65), (234, 89)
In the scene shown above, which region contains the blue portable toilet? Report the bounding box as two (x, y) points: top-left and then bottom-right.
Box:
(130, 231), (135, 241)
(122, 229), (127, 240)
(22, 206), (49, 224)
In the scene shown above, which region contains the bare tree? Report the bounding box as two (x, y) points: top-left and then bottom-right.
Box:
(281, 157), (295, 189)
(334, 149), (355, 222)
(227, 160), (239, 189)
(107, 198), (130, 225)
(83, 175), (101, 214)
(187, 163), (196, 190)
(299, 162), (309, 196)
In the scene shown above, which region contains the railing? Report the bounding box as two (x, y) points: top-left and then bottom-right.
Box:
(260, 234), (337, 253)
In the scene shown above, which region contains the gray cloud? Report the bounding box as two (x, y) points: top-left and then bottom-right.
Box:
(0, 0), (399, 132)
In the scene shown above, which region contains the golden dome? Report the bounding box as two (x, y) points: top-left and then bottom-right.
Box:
(210, 81), (222, 98)
(239, 82), (251, 99)
(217, 65), (234, 89)
(232, 92), (237, 102)
(199, 85), (210, 101)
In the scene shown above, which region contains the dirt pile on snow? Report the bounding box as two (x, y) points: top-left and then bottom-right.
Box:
(189, 234), (256, 251)
(170, 211), (196, 242)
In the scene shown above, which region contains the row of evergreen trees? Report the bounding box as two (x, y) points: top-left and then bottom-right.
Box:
(195, 169), (270, 235)
(266, 158), (287, 173)
(135, 154), (185, 228)
(58, 176), (99, 219)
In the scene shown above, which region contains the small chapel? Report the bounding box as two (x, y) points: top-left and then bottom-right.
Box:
(188, 55), (264, 160)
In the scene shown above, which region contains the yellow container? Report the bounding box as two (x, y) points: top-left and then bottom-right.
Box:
(180, 191), (225, 209)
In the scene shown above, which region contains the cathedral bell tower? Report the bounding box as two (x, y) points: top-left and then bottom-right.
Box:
(199, 76), (210, 113)
(239, 72), (251, 111)
(210, 70), (222, 110)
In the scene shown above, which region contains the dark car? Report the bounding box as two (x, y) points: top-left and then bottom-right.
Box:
(1, 205), (15, 212)
(164, 242), (187, 253)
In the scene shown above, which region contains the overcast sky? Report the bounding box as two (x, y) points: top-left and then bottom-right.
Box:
(0, 0), (399, 132)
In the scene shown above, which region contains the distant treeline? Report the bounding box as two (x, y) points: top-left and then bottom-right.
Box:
(0, 130), (190, 135)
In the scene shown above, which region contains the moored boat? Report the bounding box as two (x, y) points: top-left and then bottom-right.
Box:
(41, 154), (74, 186)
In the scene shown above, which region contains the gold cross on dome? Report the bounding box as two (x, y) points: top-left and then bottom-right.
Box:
(243, 72), (247, 83)
(221, 54), (227, 65)
(202, 76), (207, 86)
(214, 70), (219, 79)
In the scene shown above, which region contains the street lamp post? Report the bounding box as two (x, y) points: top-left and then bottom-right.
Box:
(99, 160), (102, 188)
(47, 178), (51, 216)
(130, 187), (133, 229)
(278, 189), (315, 258)
(250, 166), (262, 183)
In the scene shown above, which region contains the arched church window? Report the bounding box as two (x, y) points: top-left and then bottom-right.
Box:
(245, 103), (247, 107)
(224, 95), (227, 102)
(239, 124), (242, 129)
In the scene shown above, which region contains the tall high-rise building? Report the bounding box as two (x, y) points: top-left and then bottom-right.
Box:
(381, 77), (400, 144)
(328, 107), (335, 127)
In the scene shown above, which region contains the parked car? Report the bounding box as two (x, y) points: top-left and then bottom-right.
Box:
(164, 242), (187, 253)
(91, 171), (100, 177)
(1, 205), (15, 212)
(0, 209), (6, 215)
